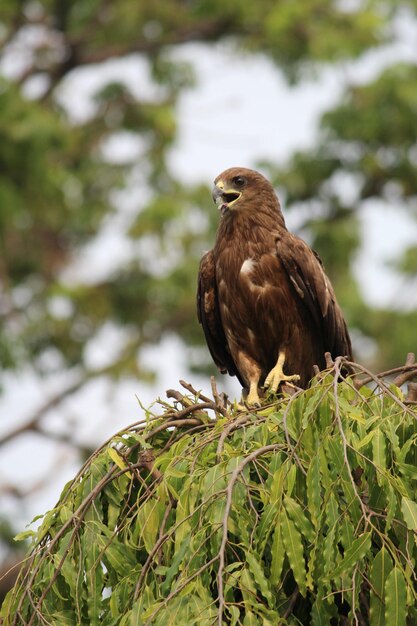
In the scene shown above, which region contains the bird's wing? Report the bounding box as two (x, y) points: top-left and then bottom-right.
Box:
(197, 250), (242, 380)
(277, 233), (352, 359)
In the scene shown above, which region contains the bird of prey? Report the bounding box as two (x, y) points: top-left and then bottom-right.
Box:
(197, 167), (352, 405)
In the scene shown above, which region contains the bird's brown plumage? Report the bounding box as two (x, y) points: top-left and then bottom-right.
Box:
(197, 167), (352, 403)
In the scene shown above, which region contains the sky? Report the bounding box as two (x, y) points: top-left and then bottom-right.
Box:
(1, 16), (417, 529)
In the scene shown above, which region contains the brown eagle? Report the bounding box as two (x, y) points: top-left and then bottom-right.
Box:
(197, 167), (352, 405)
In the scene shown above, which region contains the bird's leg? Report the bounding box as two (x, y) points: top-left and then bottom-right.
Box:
(236, 353), (262, 406)
(264, 350), (300, 394)
(246, 379), (261, 406)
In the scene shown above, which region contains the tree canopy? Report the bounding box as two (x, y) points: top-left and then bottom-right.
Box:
(3, 362), (417, 625)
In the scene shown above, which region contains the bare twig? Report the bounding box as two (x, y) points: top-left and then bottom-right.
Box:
(37, 18), (235, 100)
(134, 530), (172, 599)
(324, 352), (335, 369)
(393, 353), (416, 387)
(353, 354), (417, 390)
(312, 364), (320, 376)
(210, 376), (228, 415)
(216, 415), (251, 462)
(283, 585), (300, 619)
(136, 450), (163, 482)
(169, 401), (214, 420)
(179, 380), (211, 403)
(347, 360), (417, 419)
(0, 374), (87, 448)
(406, 383), (417, 403)
(1, 340), (143, 448)
(165, 388), (184, 402)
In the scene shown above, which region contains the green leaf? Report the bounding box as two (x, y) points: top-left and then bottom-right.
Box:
(246, 551), (274, 607)
(372, 428), (386, 485)
(356, 430), (376, 450)
(108, 447), (132, 479)
(240, 566), (257, 612)
(326, 493), (339, 527)
(224, 562), (243, 600)
(136, 498), (164, 553)
(100, 537), (137, 577)
(281, 509), (307, 596)
(125, 587), (156, 626)
(396, 434), (417, 464)
(203, 463), (227, 496)
(329, 532), (371, 580)
(285, 463), (297, 496)
(385, 567), (407, 626)
(284, 495), (315, 543)
(269, 464), (285, 503)
(82, 510), (104, 625)
(396, 462), (417, 480)
(339, 515), (354, 551)
(242, 611), (260, 626)
(13, 529), (36, 542)
(370, 547), (392, 626)
(306, 453), (321, 529)
(336, 396), (366, 423)
(400, 496), (417, 530)
(323, 524), (337, 580)
(160, 535), (191, 596)
(384, 479), (397, 532)
(311, 592), (337, 625)
(256, 501), (279, 553)
(306, 537), (319, 592)
(269, 515), (285, 586)
(226, 604), (241, 626)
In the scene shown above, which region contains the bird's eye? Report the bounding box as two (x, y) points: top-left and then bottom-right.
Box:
(233, 175), (246, 187)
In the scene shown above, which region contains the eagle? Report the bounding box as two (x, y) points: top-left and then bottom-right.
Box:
(197, 167), (352, 405)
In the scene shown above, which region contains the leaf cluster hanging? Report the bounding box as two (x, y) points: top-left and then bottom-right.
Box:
(2, 360), (417, 625)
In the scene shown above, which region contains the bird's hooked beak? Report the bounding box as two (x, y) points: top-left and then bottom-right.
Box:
(212, 180), (242, 216)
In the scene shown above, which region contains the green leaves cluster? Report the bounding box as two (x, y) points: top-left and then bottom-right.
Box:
(3, 369), (417, 625)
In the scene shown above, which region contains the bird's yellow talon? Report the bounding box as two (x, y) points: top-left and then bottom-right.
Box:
(246, 381), (261, 406)
(264, 351), (300, 394)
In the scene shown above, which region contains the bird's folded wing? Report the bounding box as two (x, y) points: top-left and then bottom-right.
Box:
(277, 233), (352, 360)
(197, 250), (241, 379)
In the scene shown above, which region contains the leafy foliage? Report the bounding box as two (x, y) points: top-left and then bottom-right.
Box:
(3, 361), (417, 625)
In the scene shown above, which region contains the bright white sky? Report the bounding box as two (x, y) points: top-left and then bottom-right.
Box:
(1, 17), (417, 529)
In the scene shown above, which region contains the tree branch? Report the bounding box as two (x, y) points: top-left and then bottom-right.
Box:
(0, 373), (90, 448)
(0, 341), (142, 448)
(37, 17), (234, 99)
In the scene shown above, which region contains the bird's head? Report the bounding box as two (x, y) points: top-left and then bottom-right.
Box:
(212, 167), (281, 218)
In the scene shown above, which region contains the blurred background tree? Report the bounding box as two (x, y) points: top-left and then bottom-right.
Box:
(0, 0), (416, 603)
